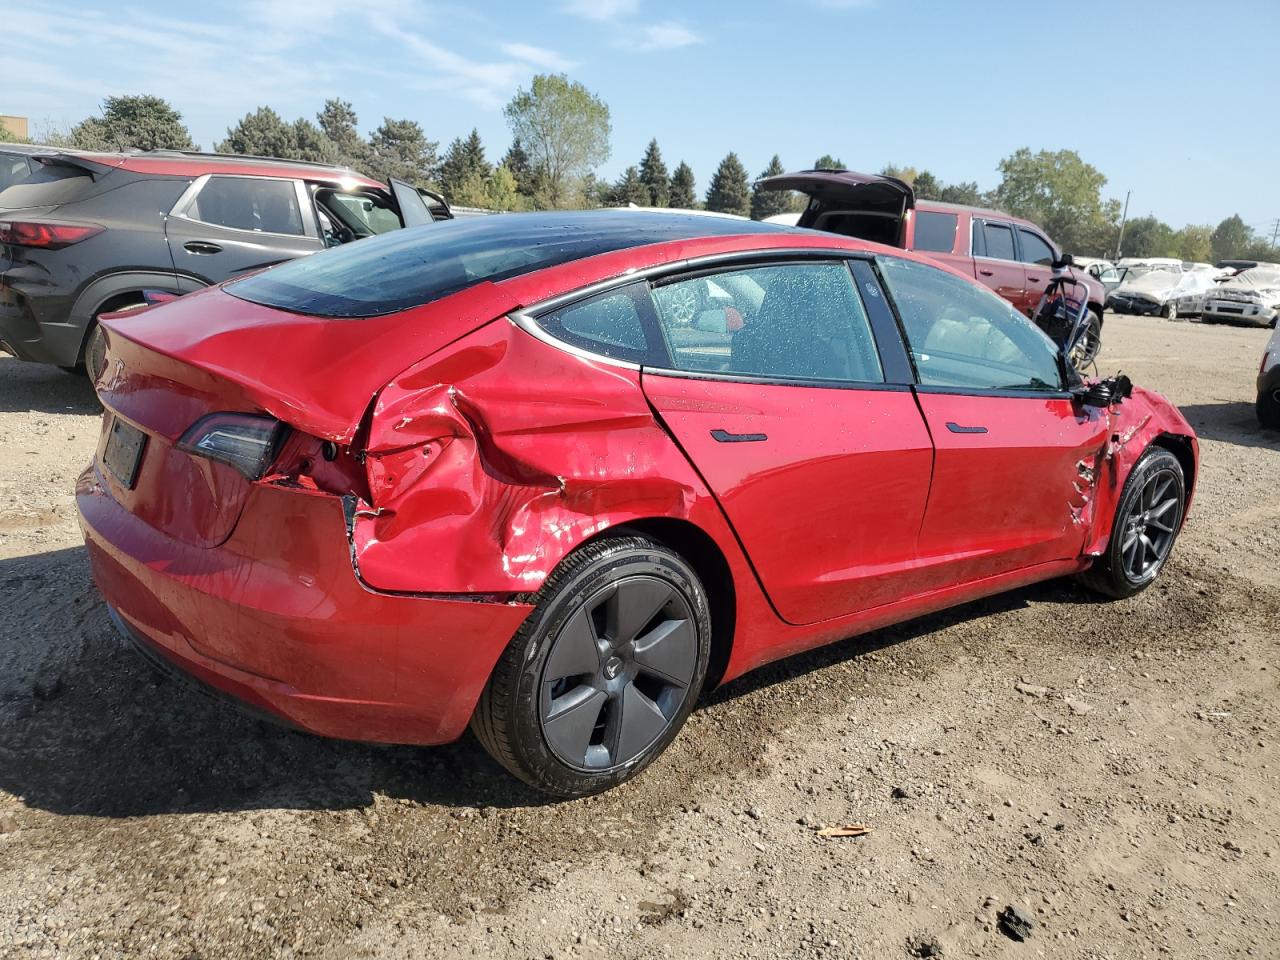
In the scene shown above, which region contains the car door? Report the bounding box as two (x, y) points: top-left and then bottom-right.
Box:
(639, 257), (935, 625)
(972, 217), (1027, 310)
(876, 254), (1111, 589)
(166, 174), (323, 283)
(1016, 227), (1057, 312)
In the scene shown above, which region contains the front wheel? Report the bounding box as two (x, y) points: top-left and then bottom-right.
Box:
(1163, 301), (1179, 321)
(1069, 310), (1102, 369)
(471, 536), (711, 797)
(1080, 446), (1186, 599)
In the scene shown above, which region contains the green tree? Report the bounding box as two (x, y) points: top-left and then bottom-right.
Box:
(814, 154), (843, 170)
(937, 180), (984, 206)
(438, 129), (490, 201)
(605, 165), (649, 206)
(993, 147), (1119, 256)
(750, 154), (797, 220)
(316, 98), (366, 167)
(880, 163), (919, 186)
(504, 73), (611, 209)
(364, 118), (438, 187)
(1211, 215), (1253, 262)
(909, 170), (939, 198)
(67, 95), (196, 151)
(705, 152), (751, 217)
(1175, 224), (1213, 264)
(485, 164), (527, 211)
(501, 139), (538, 202)
(1119, 216), (1178, 258)
(669, 161), (697, 208)
(638, 139), (670, 207)
(217, 107), (298, 157)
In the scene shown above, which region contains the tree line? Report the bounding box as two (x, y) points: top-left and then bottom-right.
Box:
(23, 86), (1276, 263)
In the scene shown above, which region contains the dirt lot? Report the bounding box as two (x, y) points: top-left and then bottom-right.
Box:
(1, 312), (1277, 960)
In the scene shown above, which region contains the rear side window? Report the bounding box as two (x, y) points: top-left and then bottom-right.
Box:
(188, 177), (304, 236)
(981, 221), (1016, 261)
(912, 211), (958, 253)
(1017, 228), (1054, 266)
(0, 162), (93, 208)
(535, 284), (650, 363)
(651, 262), (884, 384)
(0, 155), (32, 194)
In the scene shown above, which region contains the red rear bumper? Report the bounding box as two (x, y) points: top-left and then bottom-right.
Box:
(76, 463), (533, 745)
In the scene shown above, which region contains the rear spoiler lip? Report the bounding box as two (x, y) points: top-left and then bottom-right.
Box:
(34, 153), (127, 180)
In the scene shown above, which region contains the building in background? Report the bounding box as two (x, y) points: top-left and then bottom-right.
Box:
(1, 116), (29, 140)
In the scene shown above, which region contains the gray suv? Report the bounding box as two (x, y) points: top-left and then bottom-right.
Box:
(0, 150), (450, 380)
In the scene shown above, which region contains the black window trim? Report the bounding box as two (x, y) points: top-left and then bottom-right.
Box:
(974, 217), (1018, 264)
(515, 248), (917, 391)
(871, 252), (1073, 399)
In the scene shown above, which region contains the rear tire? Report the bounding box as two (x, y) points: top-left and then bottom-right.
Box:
(471, 536), (711, 798)
(1080, 446), (1186, 599)
(1163, 301), (1179, 321)
(84, 324), (108, 385)
(1258, 388), (1280, 430)
(1069, 310), (1102, 369)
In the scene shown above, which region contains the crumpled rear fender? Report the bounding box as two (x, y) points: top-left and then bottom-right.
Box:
(350, 318), (740, 595)
(1082, 385), (1198, 556)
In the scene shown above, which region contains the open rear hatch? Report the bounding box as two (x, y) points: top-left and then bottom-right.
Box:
(756, 169), (915, 247)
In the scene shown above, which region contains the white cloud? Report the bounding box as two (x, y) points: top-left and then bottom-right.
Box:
(637, 21), (702, 50)
(500, 42), (578, 71)
(562, 0), (639, 22)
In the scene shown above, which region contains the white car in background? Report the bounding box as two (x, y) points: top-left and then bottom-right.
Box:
(1109, 265), (1221, 319)
(1203, 265), (1280, 328)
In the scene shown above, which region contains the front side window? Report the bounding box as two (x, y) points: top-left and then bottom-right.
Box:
(189, 177), (304, 236)
(912, 211), (959, 253)
(981, 221), (1017, 261)
(535, 284), (650, 363)
(878, 256), (1063, 391)
(1017, 228), (1055, 266)
(651, 262), (884, 384)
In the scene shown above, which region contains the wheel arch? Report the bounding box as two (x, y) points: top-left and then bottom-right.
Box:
(69, 271), (206, 363)
(1151, 432), (1197, 507)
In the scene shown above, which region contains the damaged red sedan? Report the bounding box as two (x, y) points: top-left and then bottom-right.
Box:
(77, 212), (1197, 797)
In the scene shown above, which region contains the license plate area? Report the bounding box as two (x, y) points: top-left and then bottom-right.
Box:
(103, 416), (147, 489)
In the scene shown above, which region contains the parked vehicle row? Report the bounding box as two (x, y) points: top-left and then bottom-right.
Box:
(0, 149), (452, 380)
(755, 169), (1107, 365)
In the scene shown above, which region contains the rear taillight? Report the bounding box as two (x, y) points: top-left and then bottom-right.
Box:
(0, 220), (103, 250)
(178, 413), (286, 480)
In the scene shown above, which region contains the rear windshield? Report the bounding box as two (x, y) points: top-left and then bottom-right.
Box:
(228, 210), (790, 318)
(0, 161), (93, 209)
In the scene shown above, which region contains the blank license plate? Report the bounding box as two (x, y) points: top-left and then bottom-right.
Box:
(103, 417), (147, 489)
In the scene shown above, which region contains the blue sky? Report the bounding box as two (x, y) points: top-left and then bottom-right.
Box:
(4, 0), (1277, 232)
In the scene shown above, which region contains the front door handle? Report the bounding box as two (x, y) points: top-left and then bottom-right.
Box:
(978, 269), (995, 277)
(711, 428), (768, 443)
(945, 421), (988, 434)
(183, 240), (223, 255)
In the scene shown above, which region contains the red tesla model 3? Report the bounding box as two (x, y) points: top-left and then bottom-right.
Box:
(77, 211), (1197, 796)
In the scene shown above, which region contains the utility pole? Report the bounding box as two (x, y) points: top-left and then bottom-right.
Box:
(1113, 189), (1131, 261)
(1270, 218), (1280, 248)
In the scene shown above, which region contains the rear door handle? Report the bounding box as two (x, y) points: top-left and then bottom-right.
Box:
(183, 240), (223, 255)
(979, 269), (995, 277)
(711, 428), (768, 443)
(945, 421), (988, 434)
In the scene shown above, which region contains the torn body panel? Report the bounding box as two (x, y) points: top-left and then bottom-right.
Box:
(1082, 386), (1197, 557)
(351, 319), (736, 595)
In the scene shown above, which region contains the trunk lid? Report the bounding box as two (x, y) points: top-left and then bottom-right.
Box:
(95, 282), (517, 546)
(756, 169), (915, 247)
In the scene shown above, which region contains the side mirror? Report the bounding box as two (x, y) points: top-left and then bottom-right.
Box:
(1052, 253), (1075, 269)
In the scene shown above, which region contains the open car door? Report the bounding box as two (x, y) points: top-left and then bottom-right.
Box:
(756, 169), (914, 248)
(388, 178), (449, 227)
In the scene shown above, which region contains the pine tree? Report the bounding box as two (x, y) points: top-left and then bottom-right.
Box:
(608, 166), (649, 206)
(669, 161), (697, 208)
(438, 129), (490, 201)
(638, 138), (669, 207)
(502, 139), (538, 202)
(316, 98), (366, 168)
(364, 118), (438, 186)
(704, 152), (750, 217)
(750, 154), (796, 220)
(813, 154), (844, 170)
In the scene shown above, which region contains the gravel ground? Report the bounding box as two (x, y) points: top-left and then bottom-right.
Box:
(0, 312), (1277, 960)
